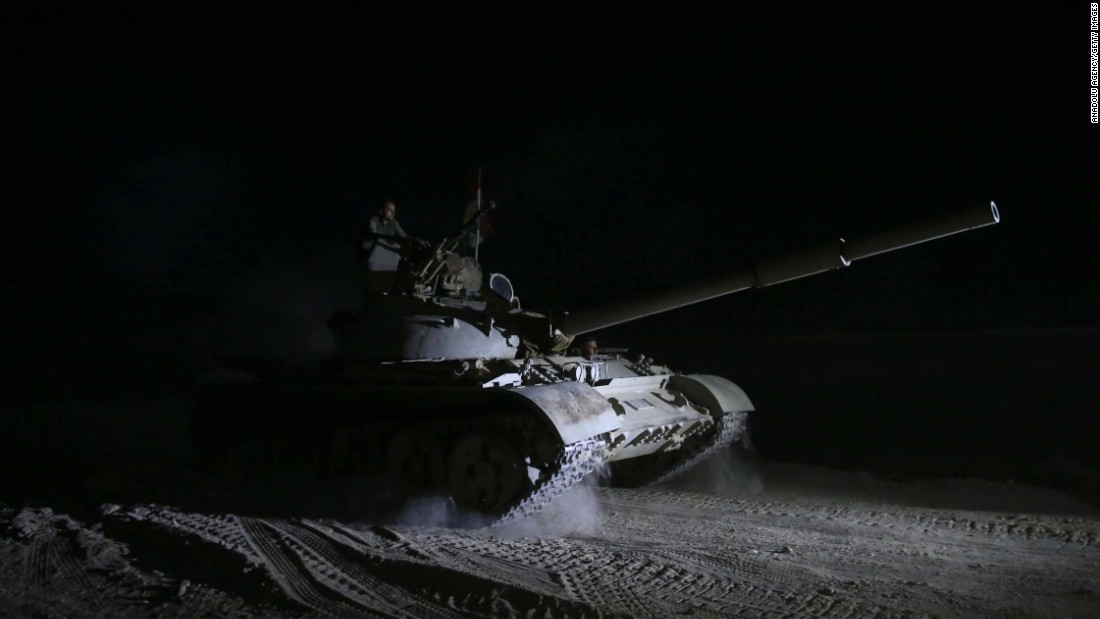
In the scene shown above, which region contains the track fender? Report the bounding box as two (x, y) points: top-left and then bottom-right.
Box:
(503, 381), (621, 444)
(667, 374), (755, 414)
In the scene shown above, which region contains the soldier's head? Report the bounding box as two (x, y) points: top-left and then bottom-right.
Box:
(379, 200), (397, 222)
(579, 335), (598, 360)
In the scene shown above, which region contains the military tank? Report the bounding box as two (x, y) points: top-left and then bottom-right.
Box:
(196, 200), (1000, 525)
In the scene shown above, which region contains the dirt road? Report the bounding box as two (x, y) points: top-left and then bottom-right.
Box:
(4, 458), (1098, 618)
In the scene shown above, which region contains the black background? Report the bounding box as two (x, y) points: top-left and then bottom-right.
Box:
(6, 3), (1098, 500)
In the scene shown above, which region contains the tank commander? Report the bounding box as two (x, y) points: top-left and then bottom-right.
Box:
(358, 199), (428, 293)
(359, 200), (406, 255)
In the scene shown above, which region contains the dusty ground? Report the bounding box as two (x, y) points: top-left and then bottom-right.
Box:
(4, 450), (1099, 618)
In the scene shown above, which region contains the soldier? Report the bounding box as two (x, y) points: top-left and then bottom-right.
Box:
(358, 200), (426, 293)
(359, 200), (407, 260)
(578, 335), (598, 360)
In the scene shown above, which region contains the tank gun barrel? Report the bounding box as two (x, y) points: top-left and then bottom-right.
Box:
(563, 201), (1000, 336)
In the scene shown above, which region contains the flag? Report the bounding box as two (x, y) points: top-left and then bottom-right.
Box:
(463, 200), (494, 239)
(461, 200), (493, 255)
(460, 167), (493, 255)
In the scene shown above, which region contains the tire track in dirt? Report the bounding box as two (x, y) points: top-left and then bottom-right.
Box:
(598, 487), (1100, 546)
(98, 472), (1100, 619)
(8, 509), (114, 617)
(238, 518), (376, 619)
(407, 532), (672, 617)
(114, 506), (365, 617)
(115, 505), (612, 617)
(3, 508), (177, 617)
(17, 515), (52, 618)
(113, 506), (260, 562)
(266, 519), (470, 618)
(310, 521), (617, 618)
(376, 524), (900, 617)
(552, 543), (880, 618)
(589, 485), (1100, 617)
(2, 505), (322, 618)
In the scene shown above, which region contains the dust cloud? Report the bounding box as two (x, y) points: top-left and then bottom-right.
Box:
(660, 448), (765, 498)
(392, 495), (489, 529)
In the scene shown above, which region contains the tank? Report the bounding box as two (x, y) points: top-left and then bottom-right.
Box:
(195, 201), (1000, 525)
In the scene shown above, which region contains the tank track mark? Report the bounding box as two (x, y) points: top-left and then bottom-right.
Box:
(490, 439), (607, 527)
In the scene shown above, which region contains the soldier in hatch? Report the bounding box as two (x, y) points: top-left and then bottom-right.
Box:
(359, 200), (406, 257)
(358, 199), (427, 293)
(578, 335), (598, 360)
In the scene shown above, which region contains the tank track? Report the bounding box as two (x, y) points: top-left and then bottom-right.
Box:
(194, 387), (613, 526)
(197, 386), (744, 525)
(647, 410), (749, 486)
(377, 411), (609, 527)
(490, 438), (607, 526)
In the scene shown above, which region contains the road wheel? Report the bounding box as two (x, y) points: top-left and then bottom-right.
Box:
(384, 432), (445, 494)
(327, 424), (380, 476)
(448, 433), (526, 514)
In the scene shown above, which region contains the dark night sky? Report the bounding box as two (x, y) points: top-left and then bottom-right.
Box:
(6, 2), (1097, 405)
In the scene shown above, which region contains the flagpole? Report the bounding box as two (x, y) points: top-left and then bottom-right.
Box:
(475, 167), (482, 262)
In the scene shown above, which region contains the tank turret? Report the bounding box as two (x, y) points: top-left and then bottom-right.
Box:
(332, 202), (999, 362)
(197, 199), (1000, 526)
